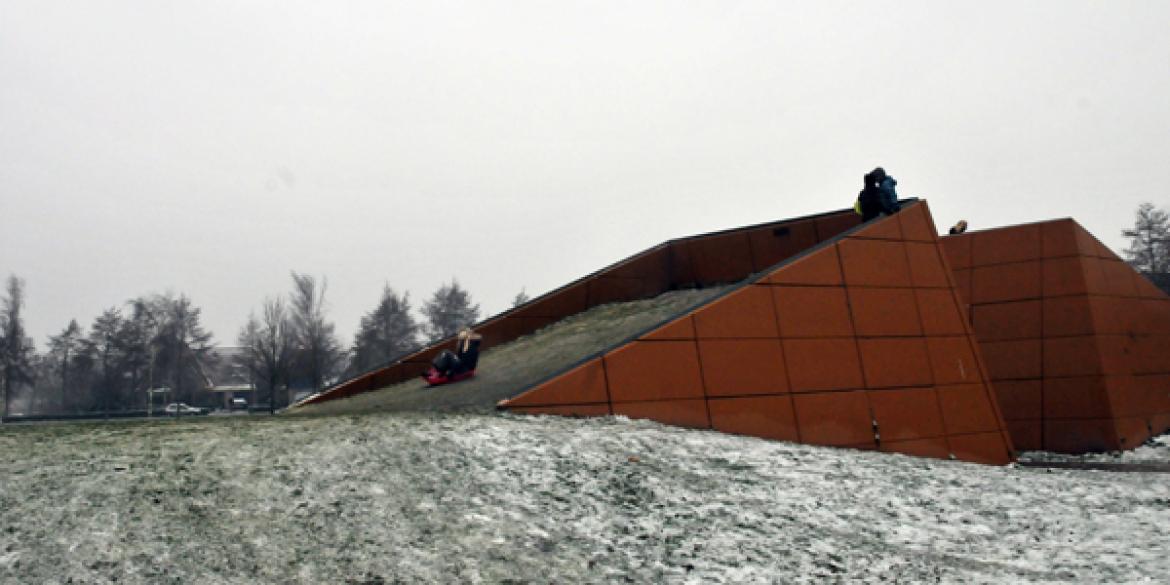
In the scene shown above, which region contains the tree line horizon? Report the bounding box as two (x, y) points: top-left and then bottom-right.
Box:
(0, 272), (532, 416)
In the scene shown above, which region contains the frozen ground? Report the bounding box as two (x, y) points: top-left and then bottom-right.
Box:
(295, 287), (727, 416)
(1020, 435), (1170, 464)
(2, 414), (1168, 583)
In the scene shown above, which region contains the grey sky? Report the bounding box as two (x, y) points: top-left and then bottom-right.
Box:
(3, 1), (1169, 350)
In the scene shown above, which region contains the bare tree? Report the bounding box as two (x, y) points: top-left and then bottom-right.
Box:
(421, 279), (481, 342)
(289, 272), (343, 393)
(1, 276), (35, 416)
(350, 285), (419, 373)
(1122, 202), (1170, 273)
(238, 298), (293, 414)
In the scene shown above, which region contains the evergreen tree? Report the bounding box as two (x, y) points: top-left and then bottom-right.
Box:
(149, 293), (214, 405)
(0, 276), (35, 416)
(46, 319), (84, 412)
(120, 297), (162, 408)
(82, 308), (125, 413)
(1122, 202), (1170, 273)
(351, 286), (419, 373)
(512, 288), (531, 307)
(421, 279), (481, 342)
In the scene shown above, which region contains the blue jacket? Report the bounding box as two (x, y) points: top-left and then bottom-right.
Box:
(878, 176), (901, 214)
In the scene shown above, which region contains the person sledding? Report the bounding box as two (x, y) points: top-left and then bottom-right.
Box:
(421, 328), (482, 386)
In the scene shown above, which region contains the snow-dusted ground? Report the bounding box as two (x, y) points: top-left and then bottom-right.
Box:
(1021, 434), (1170, 464)
(2, 414), (1168, 584)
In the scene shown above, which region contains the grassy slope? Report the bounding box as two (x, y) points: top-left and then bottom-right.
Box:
(293, 287), (728, 416)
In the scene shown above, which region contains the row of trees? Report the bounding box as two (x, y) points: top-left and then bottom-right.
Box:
(1, 279), (215, 416)
(349, 280), (492, 374)
(237, 274), (488, 412)
(0, 272), (496, 416)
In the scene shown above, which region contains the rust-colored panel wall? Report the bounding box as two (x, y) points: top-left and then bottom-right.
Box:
(501, 201), (1015, 465)
(684, 232), (756, 285)
(300, 207), (869, 408)
(943, 218), (1170, 453)
(815, 213), (863, 241)
(747, 220), (820, 273)
(505, 360), (610, 407)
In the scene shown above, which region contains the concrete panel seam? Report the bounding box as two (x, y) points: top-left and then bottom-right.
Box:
(964, 253), (1092, 270)
(599, 354), (615, 414)
(691, 326), (715, 425)
(907, 239), (957, 454)
(836, 239), (879, 444)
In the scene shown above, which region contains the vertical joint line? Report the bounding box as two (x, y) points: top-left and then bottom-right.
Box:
(833, 240), (878, 448)
(688, 316), (714, 429)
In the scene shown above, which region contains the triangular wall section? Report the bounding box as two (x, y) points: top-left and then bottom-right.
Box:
(502, 201), (1015, 465)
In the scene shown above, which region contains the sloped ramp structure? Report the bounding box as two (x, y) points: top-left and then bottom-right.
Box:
(942, 219), (1170, 453)
(292, 203), (873, 411)
(292, 201), (1014, 464)
(289, 287), (730, 416)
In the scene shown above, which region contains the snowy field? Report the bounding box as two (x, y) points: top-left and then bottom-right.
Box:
(2, 413), (1168, 584)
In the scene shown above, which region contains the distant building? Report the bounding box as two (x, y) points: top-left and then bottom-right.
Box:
(203, 346), (256, 410)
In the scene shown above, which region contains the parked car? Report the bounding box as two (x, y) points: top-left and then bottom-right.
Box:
(230, 397), (248, 410)
(163, 402), (209, 415)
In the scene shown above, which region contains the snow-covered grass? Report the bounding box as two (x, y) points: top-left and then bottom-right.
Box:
(2, 413), (1168, 583)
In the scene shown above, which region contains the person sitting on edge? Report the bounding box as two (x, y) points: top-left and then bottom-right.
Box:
(429, 328), (482, 380)
(857, 167), (902, 221)
(949, 219), (969, 235)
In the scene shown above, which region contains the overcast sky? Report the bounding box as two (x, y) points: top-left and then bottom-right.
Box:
(2, 1), (1169, 350)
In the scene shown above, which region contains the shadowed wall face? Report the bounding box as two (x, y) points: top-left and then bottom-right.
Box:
(942, 220), (1170, 453)
(504, 202), (1015, 465)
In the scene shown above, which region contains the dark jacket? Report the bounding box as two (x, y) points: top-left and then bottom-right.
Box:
(860, 176), (901, 221)
(431, 337), (482, 376)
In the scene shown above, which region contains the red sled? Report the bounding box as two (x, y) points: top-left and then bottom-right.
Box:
(421, 367), (475, 387)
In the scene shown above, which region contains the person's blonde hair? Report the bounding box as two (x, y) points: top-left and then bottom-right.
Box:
(457, 328), (481, 353)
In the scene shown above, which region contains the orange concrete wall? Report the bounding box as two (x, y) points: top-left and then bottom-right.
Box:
(942, 219), (1170, 452)
(298, 207), (865, 407)
(502, 202), (1015, 465)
